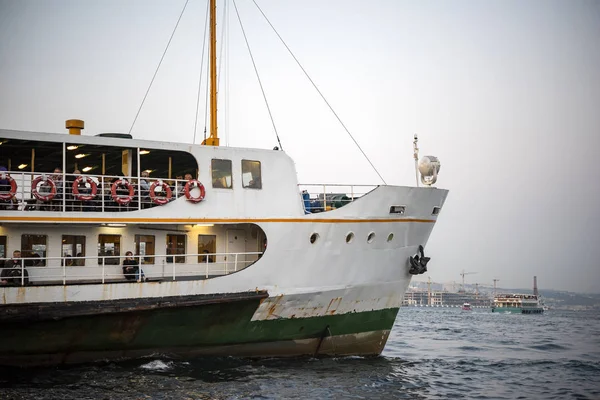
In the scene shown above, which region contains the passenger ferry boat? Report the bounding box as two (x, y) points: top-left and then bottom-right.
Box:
(491, 294), (544, 314)
(461, 302), (472, 311)
(0, 1), (448, 366)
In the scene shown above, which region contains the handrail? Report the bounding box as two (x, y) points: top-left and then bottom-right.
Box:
(298, 183), (378, 214)
(0, 251), (264, 287)
(0, 170), (192, 212)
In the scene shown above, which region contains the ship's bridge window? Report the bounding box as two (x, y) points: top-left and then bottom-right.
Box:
(21, 234), (47, 266)
(62, 235), (86, 266)
(211, 159), (232, 189)
(242, 160), (262, 189)
(135, 235), (155, 264)
(98, 234), (121, 265)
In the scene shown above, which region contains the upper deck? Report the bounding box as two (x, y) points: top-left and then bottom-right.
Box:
(0, 128), (306, 219)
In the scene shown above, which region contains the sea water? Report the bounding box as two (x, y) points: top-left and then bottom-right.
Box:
(1, 308), (599, 399)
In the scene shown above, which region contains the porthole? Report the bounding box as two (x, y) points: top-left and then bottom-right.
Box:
(310, 233), (319, 244)
(387, 233), (394, 242)
(432, 206), (441, 215)
(346, 232), (355, 243)
(367, 232), (376, 243)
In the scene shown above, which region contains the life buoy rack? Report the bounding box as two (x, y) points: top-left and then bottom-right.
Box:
(72, 176), (98, 201)
(0, 173), (17, 200)
(149, 179), (173, 205)
(31, 175), (57, 202)
(184, 179), (205, 203)
(111, 179), (135, 205)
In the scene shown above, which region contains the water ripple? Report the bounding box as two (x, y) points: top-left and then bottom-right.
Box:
(0, 309), (599, 399)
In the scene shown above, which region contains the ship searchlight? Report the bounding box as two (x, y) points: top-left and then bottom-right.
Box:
(418, 156), (440, 186)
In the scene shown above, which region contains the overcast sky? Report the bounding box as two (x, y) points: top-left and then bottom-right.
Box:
(1, 0), (599, 293)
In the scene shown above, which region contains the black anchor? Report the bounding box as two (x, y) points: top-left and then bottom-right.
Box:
(409, 245), (430, 275)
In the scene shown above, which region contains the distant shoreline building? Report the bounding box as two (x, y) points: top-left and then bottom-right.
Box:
(402, 290), (493, 308)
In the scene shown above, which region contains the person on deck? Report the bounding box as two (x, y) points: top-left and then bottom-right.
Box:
(0, 250), (29, 286)
(122, 251), (145, 282)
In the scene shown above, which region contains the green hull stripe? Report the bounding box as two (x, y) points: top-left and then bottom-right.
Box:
(2, 298), (399, 357)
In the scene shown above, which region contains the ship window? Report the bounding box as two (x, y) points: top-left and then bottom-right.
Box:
(346, 232), (354, 243)
(166, 234), (186, 263)
(135, 235), (155, 264)
(389, 205), (406, 214)
(62, 235), (86, 266)
(0, 236), (6, 262)
(211, 159), (232, 189)
(367, 232), (376, 243)
(310, 233), (319, 244)
(198, 235), (216, 263)
(432, 207), (441, 215)
(21, 234), (47, 266)
(98, 234), (120, 265)
(387, 233), (394, 242)
(242, 160), (262, 189)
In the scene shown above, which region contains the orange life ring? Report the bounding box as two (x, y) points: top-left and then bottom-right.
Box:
(149, 179), (173, 205)
(31, 176), (57, 202)
(184, 179), (205, 203)
(111, 179), (134, 205)
(0, 173), (17, 201)
(72, 176), (98, 201)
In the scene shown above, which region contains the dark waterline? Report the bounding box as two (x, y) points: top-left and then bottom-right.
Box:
(1, 308), (599, 399)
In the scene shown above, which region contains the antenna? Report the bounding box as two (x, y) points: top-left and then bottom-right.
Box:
(413, 134), (419, 187)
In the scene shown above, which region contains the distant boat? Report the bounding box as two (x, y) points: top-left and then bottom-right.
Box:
(491, 294), (544, 314)
(462, 302), (472, 311)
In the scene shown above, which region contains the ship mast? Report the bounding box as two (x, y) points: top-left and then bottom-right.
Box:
(203, 0), (219, 146)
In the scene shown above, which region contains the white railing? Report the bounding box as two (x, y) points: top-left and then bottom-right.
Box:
(0, 251), (263, 287)
(0, 170), (198, 212)
(298, 184), (378, 214)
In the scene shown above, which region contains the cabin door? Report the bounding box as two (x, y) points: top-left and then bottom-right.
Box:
(225, 229), (246, 271)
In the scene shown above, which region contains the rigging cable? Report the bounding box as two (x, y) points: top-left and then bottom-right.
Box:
(251, 0), (386, 184)
(129, 0), (190, 135)
(232, 0), (283, 151)
(193, 0), (211, 144)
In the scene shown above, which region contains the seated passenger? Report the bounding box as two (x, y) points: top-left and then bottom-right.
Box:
(201, 250), (214, 263)
(122, 251), (145, 281)
(75, 252), (85, 266)
(51, 167), (64, 211)
(139, 171), (151, 208)
(175, 175), (184, 197)
(0, 250), (29, 286)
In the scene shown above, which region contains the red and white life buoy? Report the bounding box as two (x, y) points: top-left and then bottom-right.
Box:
(184, 179), (205, 203)
(0, 173), (17, 200)
(72, 176), (98, 201)
(149, 179), (173, 205)
(31, 175), (57, 202)
(111, 179), (134, 205)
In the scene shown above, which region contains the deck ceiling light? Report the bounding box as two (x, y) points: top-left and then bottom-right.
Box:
(67, 145), (79, 150)
(195, 224), (214, 227)
(75, 153), (88, 159)
(139, 150), (150, 155)
(107, 223), (127, 227)
(18, 164), (28, 170)
(82, 166), (93, 172)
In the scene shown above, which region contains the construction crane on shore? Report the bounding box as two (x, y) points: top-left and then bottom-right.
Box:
(460, 270), (477, 292)
(493, 278), (500, 297)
